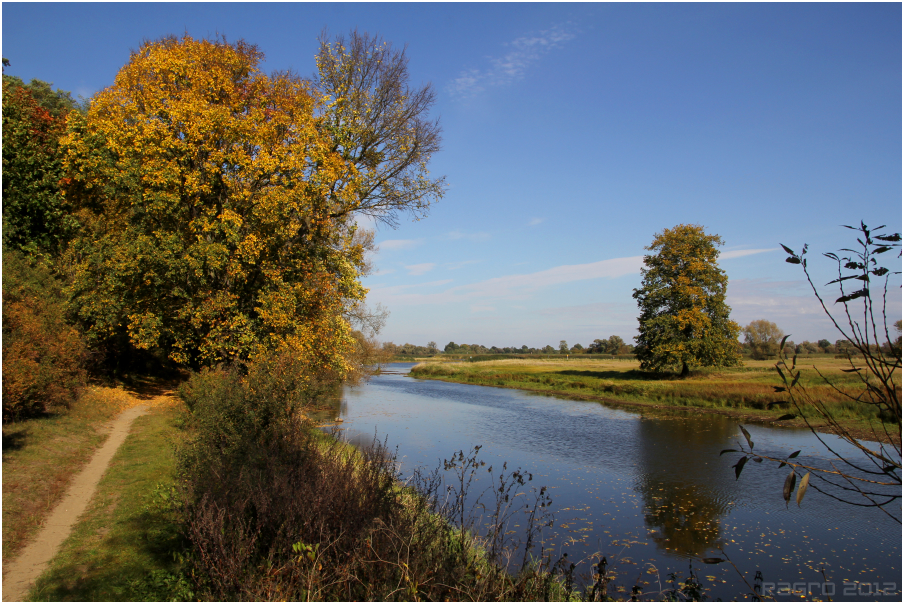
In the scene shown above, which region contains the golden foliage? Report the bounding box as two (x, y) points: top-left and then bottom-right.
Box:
(60, 35), (368, 373)
(633, 224), (741, 374)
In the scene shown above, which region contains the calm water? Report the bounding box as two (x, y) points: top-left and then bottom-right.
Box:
(323, 363), (901, 601)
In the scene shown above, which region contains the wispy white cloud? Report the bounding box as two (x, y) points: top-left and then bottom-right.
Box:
(405, 263), (436, 276)
(448, 23), (578, 99)
(379, 238), (425, 251)
(446, 230), (490, 242)
(462, 256), (642, 298)
(727, 278), (838, 340)
(445, 259), (483, 271)
(369, 279), (454, 296)
(536, 302), (633, 320)
(368, 255), (643, 307)
(721, 248), (779, 260)
(528, 217), (545, 226)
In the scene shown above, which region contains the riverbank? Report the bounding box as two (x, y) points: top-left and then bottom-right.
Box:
(7, 372), (581, 601)
(410, 358), (901, 445)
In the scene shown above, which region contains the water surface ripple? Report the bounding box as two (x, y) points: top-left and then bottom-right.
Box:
(330, 364), (900, 601)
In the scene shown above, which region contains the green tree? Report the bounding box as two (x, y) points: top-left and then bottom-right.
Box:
(58, 32), (443, 374)
(559, 340), (568, 354)
(633, 224), (741, 376)
(2, 75), (79, 118)
(742, 319), (784, 360)
(2, 78), (75, 253)
(606, 335), (627, 355)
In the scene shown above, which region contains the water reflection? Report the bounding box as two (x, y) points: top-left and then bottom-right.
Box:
(634, 417), (738, 557)
(331, 365), (901, 601)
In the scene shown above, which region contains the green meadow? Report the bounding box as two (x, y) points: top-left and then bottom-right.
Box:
(410, 356), (899, 443)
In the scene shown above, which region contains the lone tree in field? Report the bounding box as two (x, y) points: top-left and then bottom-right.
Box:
(633, 224), (741, 377)
(742, 319), (785, 360)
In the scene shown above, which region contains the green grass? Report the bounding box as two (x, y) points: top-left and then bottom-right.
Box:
(27, 399), (190, 602)
(410, 357), (899, 439)
(2, 386), (137, 567)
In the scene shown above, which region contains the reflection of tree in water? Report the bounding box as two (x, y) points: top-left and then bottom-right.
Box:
(641, 481), (724, 556)
(634, 415), (739, 557)
(303, 390), (346, 423)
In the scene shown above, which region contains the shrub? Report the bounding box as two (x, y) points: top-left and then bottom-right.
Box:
(175, 367), (572, 601)
(2, 251), (86, 420)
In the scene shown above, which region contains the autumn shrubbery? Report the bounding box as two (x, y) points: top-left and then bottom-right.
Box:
(173, 362), (575, 601)
(2, 251), (87, 420)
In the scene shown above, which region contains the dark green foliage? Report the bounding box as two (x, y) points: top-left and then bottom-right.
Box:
(2, 75), (79, 118)
(2, 78), (77, 254)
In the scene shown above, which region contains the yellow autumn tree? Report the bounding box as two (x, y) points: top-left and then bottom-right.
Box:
(633, 224), (742, 376)
(60, 35), (367, 376)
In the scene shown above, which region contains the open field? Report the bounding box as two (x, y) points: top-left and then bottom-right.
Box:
(410, 357), (901, 444)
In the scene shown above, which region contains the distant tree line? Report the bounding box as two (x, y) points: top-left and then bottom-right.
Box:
(381, 325), (903, 361)
(381, 336), (635, 357)
(740, 318), (901, 361)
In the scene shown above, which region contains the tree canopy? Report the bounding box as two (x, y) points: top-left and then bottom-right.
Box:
(633, 224), (741, 376)
(2, 77), (76, 253)
(742, 319), (785, 360)
(312, 29), (445, 227)
(58, 34), (440, 373)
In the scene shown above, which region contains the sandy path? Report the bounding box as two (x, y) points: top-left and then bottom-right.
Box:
(2, 404), (149, 602)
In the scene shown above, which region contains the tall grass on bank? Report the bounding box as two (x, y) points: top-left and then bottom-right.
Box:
(410, 359), (898, 430)
(174, 364), (584, 601)
(174, 361), (728, 601)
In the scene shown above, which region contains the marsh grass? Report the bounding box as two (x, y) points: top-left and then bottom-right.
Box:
(27, 398), (189, 602)
(2, 386), (137, 567)
(410, 358), (896, 436)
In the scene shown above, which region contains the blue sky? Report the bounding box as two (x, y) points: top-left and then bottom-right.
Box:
(3, 2), (901, 348)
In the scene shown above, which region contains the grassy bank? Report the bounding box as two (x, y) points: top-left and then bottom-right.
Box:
(2, 386), (139, 567)
(410, 358), (900, 442)
(171, 367), (587, 601)
(27, 396), (188, 601)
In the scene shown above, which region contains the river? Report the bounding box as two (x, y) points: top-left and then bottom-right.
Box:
(319, 363), (901, 601)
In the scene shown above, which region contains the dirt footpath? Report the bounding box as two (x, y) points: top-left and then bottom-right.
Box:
(2, 404), (149, 602)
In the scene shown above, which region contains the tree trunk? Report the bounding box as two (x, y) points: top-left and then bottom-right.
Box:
(680, 361), (690, 378)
